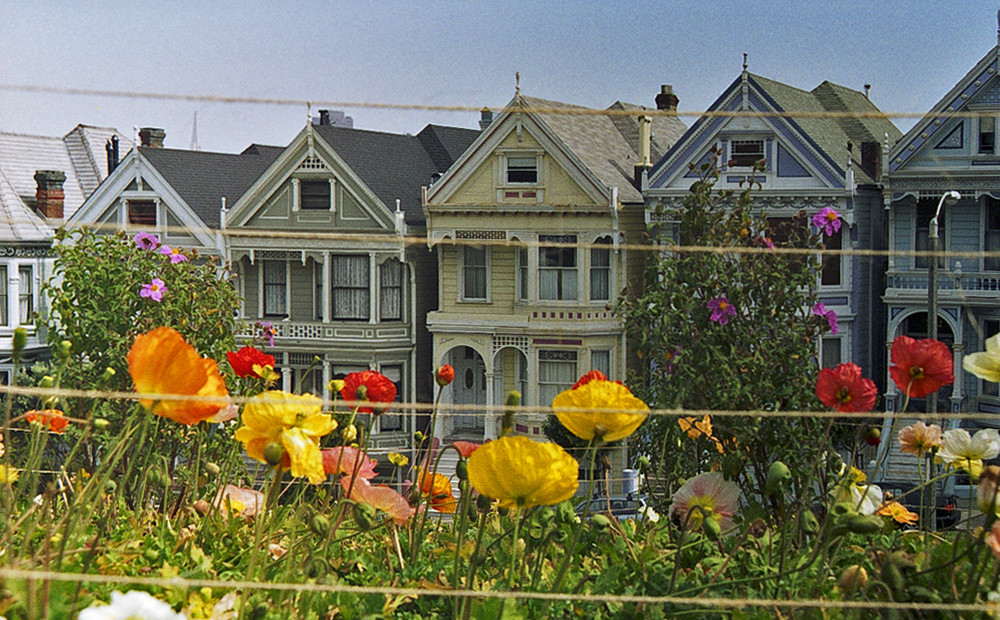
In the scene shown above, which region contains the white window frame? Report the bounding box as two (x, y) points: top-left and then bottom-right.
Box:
(331, 255), (370, 321)
(18, 264), (33, 326)
(516, 245), (528, 302)
(379, 259), (404, 322)
(505, 155), (539, 185)
(538, 235), (578, 302)
(819, 335), (844, 369)
(260, 260), (288, 318)
(589, 237), (613, 302)
(0, 265), (8, 327)
(460, 245), (489, 302)
(729, 139), (765, 167)
(299, 178), (334, 211)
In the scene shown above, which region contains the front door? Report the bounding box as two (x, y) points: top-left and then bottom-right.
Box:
(452, 346), (485, 432)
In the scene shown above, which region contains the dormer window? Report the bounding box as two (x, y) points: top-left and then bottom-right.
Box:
(506, 157), (538, 184)
(730, 140), (765, 167)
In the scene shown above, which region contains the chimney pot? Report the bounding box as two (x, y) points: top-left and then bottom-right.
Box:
(479, 107), (494, 130)
(34, 170), (66, 219)
(319, 109), (331, 125)
(655, 84), (679, 113)
(138, 127), (165, 148)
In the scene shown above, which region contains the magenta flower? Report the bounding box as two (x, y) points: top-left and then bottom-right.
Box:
(664, 346), (681, 374)
(256, 321), (277, 347)
(134, 232), (159, 250)
(160, 245), (188, 264)
(140, 278), (167, 302)
(812, 207), (841, 237)
(813, 302), (839, 335)
(706, 297), (736, 325)
(752, 236), (775, 250)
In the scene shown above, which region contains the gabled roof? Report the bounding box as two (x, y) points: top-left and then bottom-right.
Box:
(650, 72), (900, 189)
(520, 96), (673, 202)
(313, 123), (479, 225)
(138, 145), (284, 228)
(0, 124), (132, 220)
(889, 43), (1000, 171)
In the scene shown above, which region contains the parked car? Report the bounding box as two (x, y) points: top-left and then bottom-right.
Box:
(575, 494), (649, 520)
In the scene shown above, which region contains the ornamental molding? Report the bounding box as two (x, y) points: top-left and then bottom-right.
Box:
(889, 177), (1000, 192)
(0, 246), (53, 258)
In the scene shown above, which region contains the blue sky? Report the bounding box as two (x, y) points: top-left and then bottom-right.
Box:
(0, 1), (994, 153)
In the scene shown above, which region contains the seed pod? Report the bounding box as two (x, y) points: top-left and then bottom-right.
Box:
(799, 509), (820, 535)
(205, 462), (221, 476)
(263, 442), (286, 467)
(477, 494), (493, 513)
(12, 328), (27, 354)
(193, 499), (211, 515)
(591, 514), (612, 529)
(766, 461), (792, 496)
(881, 562), (905, 597)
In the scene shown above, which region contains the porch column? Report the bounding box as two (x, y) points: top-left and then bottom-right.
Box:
(368, 252), (377, 324)
(322, 359), (331, 404)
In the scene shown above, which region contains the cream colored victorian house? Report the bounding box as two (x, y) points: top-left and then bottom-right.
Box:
(423, 92), (685, 472)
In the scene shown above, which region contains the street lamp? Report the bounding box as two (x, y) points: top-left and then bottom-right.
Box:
(927, 190), (960, 416)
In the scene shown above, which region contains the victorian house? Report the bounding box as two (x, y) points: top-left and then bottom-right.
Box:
(644, 68), (900, 389)
(0, 124), (131, 381)
(422, 89), (685, 488)
(880, 25), (1000, 484)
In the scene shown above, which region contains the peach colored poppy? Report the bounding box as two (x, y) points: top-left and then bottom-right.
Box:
(341, 477), (415, 525)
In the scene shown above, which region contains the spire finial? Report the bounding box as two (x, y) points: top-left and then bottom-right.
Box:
(515, 71), (521, 96)
(996, 9), (999, 45)
(742, 53), (748, 72)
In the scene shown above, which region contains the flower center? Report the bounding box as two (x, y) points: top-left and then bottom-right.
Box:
(718, 301), (728, 311)
(836, 386), (851, 403)
(827, 211), (837, 221)
(909, 365), (925, 380)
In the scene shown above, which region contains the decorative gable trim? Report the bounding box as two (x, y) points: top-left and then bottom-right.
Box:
(890, 47), (1000, 171)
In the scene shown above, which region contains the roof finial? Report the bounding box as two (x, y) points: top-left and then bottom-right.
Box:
(306, 101), (312, 127)
(996, 9), (999, 45)
(742, 52), (748, 72)
(515, 71), (521, 96)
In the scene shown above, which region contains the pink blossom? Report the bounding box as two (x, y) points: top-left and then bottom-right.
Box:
(214, 484), (264, 518)
(322, 446), (378, 481)
(160, 245), (188, 263)
(140, 278), (166, 302)
(669, 472), (741, 533)
(133, 232), (159, 250)
(341, 478), (415, 526)
(812, 207), (841, 237)
(812, 302), (839, 334)
(706, 297), (736, 325)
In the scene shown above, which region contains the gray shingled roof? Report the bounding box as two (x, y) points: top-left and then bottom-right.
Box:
(313, 123), (479, 226)
(139, 145), (283, 228)
(521, 96), (677, 202)
(606, 101), (687, 163)
(750, 74), (901, 185)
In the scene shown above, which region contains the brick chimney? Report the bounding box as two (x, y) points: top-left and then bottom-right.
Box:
(655, 84), (679, 114)
(138, 127), (165, 148)
(34, 170), (66, 219)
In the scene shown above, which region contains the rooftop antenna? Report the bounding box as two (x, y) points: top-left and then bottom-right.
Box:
(190, 111), (200, 151)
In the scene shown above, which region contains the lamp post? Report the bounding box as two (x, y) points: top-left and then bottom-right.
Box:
(927, 190), (960, 417)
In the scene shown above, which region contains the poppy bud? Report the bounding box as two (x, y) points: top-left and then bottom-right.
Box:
(354, 385), (368, 401)
(865, 427), (881, 446)
(341, 424), (357, 444)
(100, 367), (116, 382)
(881, 562), (905, 597)
(310, 514), (330, 537)
(703, 516), (723, 540)
(590, 514), (612, 529)
(104, 480), (117, 493)
(92, 418), (109, 430)
(263, 442), (286, 467)
(193, 499), (211, 515)
(456, 459), (468, 481)
(435, 364), (455, 387)
(57, 340), (72, 359)
(766, 461), (791, 496)
(838, 565), (868, 593)
(328, 379), (345, 394)
(205, 462), (221, 476)
(846, 515), (882, 535)
(352, 502), (376, 532)
(12, 328), (27, 354)
(39, 375), (54, 389)
(799, 509), (820, 535)
(477, 494), (493, 513)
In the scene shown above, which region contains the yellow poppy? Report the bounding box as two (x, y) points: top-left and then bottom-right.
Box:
(552, 380), (649, 442)
(234, 391), (335, 484)
(678, 415), (712, 439)
(467, 435), (578, 510)
(127, 327), (229, 425)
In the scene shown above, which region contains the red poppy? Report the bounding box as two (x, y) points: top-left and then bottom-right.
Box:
(815, 363), (878, 413)
(452, 440), (481, 458)
(572, 370), (608, 390)
(25, 409), (68, 433)
(435, 364), (455, 387)
(341, 370), (397, 413)
(226, 346), (276, 379)
(889, 335), (953, 398)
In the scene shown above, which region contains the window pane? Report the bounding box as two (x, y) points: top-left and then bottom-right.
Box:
(379, 364), (404, 431)
(128, 200), (156, 225)
(332, 256), (370, 320)
(591, 243), (611, 301)
(730, 140), (764, 167)
(538, 351), (577, 406)
(506, 157), (537, 184)
(821, 337), (842, 368)
(538, 237), (577, 301)
(300, 180), (331, 210)
(517, 247), (528, 301)
(18, 265), (32, 324)
(380, 260), (402, 321)
(263, 261), (286, 316)
(463, 246), (487, 299)
(987, 200), (1000, 271)
(821, 228), (842, 286)
(591, 350), (610, 376)
(0, 266), (8, 326)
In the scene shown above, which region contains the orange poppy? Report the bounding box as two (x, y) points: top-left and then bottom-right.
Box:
(415, 467), (457, 513)
(25, 409), (68, 433)
(127, 327), (229, 425)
